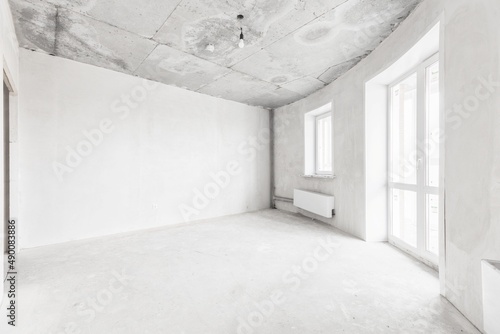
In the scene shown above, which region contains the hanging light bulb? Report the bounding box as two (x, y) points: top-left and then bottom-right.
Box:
(239, 28), (245, 48)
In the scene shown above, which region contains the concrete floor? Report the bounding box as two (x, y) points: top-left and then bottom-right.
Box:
(1, 209), (479, 333)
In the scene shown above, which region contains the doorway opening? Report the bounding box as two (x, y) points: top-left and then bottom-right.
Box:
(364, 21), (443, 274)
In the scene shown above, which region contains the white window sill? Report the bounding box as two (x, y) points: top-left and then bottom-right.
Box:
(302, 174), (336, 179)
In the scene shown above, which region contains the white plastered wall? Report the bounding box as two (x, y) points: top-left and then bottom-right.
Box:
(274, 0), (500, 331)
(18, 50), (271, 248)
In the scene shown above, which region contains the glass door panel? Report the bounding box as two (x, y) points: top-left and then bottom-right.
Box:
(392, 189), (417, 247)
(390, 73), (417, 185)
(426, 62), (440, 188)
(389, 56), (440, 267)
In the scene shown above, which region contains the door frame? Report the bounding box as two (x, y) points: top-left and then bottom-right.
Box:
(2, 67), (17, 289)
(3, 75), (10, 257)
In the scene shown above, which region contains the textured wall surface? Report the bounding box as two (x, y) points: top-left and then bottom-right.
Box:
(443, 0), (500, 329)
(18, 49), (271, 248)
(274, 0), (500, 331)
(274, 0), (442, 240)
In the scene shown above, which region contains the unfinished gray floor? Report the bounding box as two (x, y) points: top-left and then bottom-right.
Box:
(2, 209), (479, 333)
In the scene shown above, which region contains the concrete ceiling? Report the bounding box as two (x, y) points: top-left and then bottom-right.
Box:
(9, 0), (421, 109)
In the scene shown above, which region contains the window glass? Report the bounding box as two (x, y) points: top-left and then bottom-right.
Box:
(316, 114), (332, 173)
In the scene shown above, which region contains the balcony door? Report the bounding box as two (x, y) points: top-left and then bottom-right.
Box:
(388, 54), (440, 266)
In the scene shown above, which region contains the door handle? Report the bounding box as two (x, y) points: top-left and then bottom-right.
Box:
(416, 158), (423, 170)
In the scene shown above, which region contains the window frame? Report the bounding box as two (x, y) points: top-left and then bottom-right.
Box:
(304, 103), (333, 178)
(314, 111), (333, 175)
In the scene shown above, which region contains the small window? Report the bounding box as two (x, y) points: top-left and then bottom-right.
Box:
(305, 104), (333, 176)
(315, 112), (332, 174)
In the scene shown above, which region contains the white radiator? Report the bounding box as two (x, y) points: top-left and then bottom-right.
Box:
(293, 189), (335, 218)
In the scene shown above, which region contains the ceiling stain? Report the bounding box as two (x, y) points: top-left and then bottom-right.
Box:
(14, 2), (57, 53)
(294, 22), (338, 45)
(271, 76), (289, 84)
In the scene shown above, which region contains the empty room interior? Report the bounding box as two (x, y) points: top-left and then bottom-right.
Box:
(1, 0), (500, 333)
